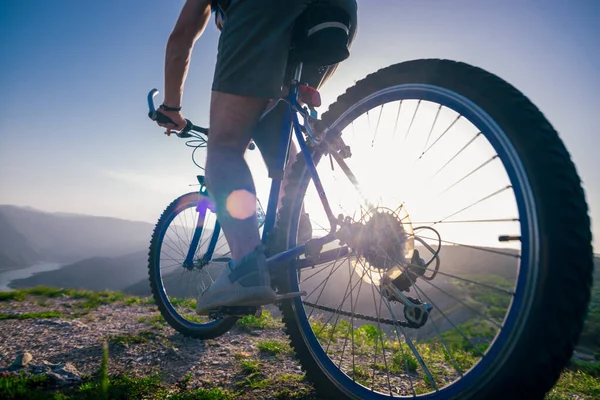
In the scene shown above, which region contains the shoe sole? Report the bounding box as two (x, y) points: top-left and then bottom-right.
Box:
(196, 286), (278, 315)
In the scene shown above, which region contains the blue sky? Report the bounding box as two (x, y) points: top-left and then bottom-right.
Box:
(0, 0), (598, 250)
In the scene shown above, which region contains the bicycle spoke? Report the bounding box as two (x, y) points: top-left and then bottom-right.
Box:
(434, 185), (512, 224)
(403, 99), (421, 144)
(421, 114), (462, 159)
(436, 155), (499, 197)
(420, 104), (442, 156)
(429, 132), (482, 180)
(391, 100), (403, 141)
(409, 218), (519, 225)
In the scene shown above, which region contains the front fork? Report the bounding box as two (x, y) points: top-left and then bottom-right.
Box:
(183, 176), (220, 269)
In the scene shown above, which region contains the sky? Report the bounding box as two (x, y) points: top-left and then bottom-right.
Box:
(0, 0), (598, 250)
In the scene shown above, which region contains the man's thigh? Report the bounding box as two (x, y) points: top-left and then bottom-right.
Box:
(212, 0), (312, 100)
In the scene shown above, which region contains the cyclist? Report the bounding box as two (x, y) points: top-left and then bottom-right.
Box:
(154, 0), (357, 314)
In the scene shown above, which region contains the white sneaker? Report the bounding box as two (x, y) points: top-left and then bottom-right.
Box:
(196, 246), (278, 315)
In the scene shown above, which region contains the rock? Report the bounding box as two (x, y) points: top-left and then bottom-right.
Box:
(42, 362), (83, 385)
(12, 352), (33, 368)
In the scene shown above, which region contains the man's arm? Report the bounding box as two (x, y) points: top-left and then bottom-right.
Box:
(163, 0), (212, 108)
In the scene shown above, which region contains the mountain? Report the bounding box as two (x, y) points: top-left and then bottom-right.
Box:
(0, 212), (39, 270)
(8, 250), (148, 292)
(0, 205), (154, 269)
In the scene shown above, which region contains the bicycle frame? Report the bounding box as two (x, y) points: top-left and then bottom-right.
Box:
(182, 63), (345, 272)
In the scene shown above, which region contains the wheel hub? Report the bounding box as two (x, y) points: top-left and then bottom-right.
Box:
(337, 207), (414, 286)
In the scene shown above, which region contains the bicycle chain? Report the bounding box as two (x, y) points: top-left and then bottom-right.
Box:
(302, 300), (419, 329)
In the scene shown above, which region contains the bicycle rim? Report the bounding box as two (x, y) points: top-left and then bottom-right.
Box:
(282, 82), (541, 398)
(151, 193), (232, 330)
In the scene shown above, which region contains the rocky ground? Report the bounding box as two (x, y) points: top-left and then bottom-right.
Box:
(0, 289), (598, 399)
(0, 291), (314, 399)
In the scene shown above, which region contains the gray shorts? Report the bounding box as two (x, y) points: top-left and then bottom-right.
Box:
(212, 0), (358, 98)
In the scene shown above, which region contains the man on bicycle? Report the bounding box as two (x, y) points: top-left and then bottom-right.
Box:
(154, 0), (357, 314)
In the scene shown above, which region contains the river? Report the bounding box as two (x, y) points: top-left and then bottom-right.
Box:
(0, 262), (63, 291)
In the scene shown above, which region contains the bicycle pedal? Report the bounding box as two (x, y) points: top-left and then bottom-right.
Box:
(274, 291), (306, 301)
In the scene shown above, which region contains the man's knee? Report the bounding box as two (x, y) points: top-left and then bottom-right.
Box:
(209, 91), (269, 153)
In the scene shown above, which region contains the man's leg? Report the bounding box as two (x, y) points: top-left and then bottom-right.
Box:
(196, 0), (312, 314)
(205, 92), (268, 261)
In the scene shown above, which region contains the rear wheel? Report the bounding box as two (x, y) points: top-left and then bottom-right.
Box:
(148, 192), (237, 339)
(274, 59), (593, 399)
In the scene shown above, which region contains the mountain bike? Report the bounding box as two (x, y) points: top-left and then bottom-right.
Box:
(145, 8), (594, 400)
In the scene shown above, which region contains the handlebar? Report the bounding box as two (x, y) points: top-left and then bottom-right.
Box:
(147, 89), (208, 138)
(146, 89), (255, 150)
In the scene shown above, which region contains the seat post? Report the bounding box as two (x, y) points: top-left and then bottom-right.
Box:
(292, 62), (303, 84)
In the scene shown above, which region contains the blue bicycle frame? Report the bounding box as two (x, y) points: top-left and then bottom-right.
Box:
(182, 63), (345, 272)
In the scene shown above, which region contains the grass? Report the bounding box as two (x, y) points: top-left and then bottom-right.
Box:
(107, 330), (156, 346)
(239, 358), (262, 375)
(0, 311), (63, 320)
(0, 374), (55, 400)
(169, 297), (196, 310)
(237, 309), (280, 330)
(569, 359), (600, 378)
(273, 387), (312, 400)
(0, 354), (597, 399)
(137, 314), (167, 330)
(0, 286), (150, 312)
(350, 365), (370, 386)
(256, 339), (291, 356)
(545, 370), (600, 399)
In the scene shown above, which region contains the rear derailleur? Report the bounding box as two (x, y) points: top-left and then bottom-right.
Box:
(381, 251), (434, 329)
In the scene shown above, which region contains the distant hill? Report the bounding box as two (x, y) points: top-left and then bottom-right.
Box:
(9, 250), (148, 292)
(0, 205), (154, 269)
(0, 212), (39, 270)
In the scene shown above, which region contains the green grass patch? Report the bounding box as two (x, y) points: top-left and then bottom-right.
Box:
(77, 374), (170, 399)
(275, 374), (305, 384)
(0, 286), (145, 311)
(452, 275), (514, 320)
(546, 370), (600, 399)
(170, 388), (235, 400)
(274, 387), (312, 400)
(107, 330), (155, 346)
(568, 359), (600, 378)
(256, 339), (291, 356)
(349, 365), (370, 386)
(391, 346), (419, 373)
(0, 291), (27, 302)
(138, 314), (167, 330)
(429, 319), (497, 355)
(169, 297), (196, 310)
(236, 372), (270, 390)
(239, 358), (262, 375)
(0, 373), (56, 400)
(0, 311), (63, 320)
(237, 309), (280, 330)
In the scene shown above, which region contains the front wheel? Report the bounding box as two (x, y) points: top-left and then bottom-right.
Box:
(148, 191), (237, 339)
(275, 59), (593, 399)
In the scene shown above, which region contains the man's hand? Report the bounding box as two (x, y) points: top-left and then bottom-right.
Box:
(156, 106), (187, 136)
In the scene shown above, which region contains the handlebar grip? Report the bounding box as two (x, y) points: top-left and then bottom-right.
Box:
(153, 109), (176, 126)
